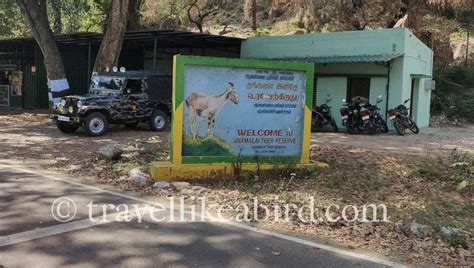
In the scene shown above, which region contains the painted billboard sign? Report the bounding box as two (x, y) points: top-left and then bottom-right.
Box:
(171, 56), (314, 165)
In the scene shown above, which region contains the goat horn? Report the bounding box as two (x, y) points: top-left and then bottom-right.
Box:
(228, 82), (234, 87)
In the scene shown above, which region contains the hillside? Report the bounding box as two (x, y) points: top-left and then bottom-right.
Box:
(139, 0), (473, 67)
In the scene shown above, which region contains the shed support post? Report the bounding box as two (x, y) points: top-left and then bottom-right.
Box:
(153, 37), (157, 71)
(87, 42), (91, 77)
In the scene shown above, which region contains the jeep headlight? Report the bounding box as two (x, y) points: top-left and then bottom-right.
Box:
(60, 99), (66, 106)
(58, 105), (65, 113)
(77, 101), (83, 108)
(68, 106), (74, 113)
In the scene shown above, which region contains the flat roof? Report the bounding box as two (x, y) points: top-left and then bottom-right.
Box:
(0, 29), (243, 48)
(241, 28), (431, 63)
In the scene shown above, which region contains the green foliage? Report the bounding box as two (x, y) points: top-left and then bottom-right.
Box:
(0, 0), (107, 38)
(450, 28), (469, 40)
(0, 0), (29, 37)
(449, 150), (474, 192)
(183, 135), (234, 156)
(431, 67), (474, 122)
(48, 0), (108, 33)
(253, 27), (270, 37)
(444, 234), (468, 249)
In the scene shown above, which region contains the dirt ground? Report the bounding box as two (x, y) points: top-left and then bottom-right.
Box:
(312, 126), (474, 154)
(0, 111), (169, 169)
(1, 111), (472, 168)
(1, 110), (473, 266)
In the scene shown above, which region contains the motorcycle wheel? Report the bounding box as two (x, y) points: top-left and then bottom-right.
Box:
(368, 122), (376, 135)
(380, 119), (389, 133)
(394, 118), (405, 135)
(410, 121), (420, 134)
(330, 118), (338, 132)
(347, 124), (356, 134)
(311, 114), (320, 133)
(311, 121), (318, 132)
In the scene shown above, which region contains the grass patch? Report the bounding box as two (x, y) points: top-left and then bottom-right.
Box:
(449, 150), (474, 192)
(401, 199), (474, 233)
(444, 234), (469, 249)
(409, 150), (474, 193)
(214, 165), (315, 195)
(390, 196), (473, 248)
(183, 135), (234, 156)
(410, 157), (447, 181)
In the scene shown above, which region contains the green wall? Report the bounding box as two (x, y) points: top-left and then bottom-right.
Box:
(316, 77), (347, 127)
(315, 76), (388, 128)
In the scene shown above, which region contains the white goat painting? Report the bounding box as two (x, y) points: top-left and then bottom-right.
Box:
(185, 82), (239, 138)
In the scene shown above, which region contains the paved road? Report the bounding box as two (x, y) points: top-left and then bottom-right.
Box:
(0, 163), (404, 267)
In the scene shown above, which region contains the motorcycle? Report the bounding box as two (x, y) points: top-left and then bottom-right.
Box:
(366, 95), (388, 133)
(312, 96), (338, 132)
(340, 97), (375, 134)
(387, 98), (420, 135)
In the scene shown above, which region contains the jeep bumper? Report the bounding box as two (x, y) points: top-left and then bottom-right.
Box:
(50, 113), (83, 124)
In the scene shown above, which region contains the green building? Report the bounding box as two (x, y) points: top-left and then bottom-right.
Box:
(1, 28), (434, 128)
(241, 28), (434, 127)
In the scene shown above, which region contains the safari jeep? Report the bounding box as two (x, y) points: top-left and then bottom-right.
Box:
(51, 71), (172, 136)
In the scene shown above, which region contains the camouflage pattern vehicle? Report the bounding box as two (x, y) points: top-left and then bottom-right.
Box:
(51, 71), (172, 136)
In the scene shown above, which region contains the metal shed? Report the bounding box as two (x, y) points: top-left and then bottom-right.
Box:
(0, 30), (242, 109)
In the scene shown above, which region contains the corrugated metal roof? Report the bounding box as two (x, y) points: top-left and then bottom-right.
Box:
(271, 54), (404, 64)
(0, 30), (243, 48)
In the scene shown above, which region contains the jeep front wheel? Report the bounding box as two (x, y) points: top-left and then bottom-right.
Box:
(149, 110), (168, 131)
(56, 121), (80, 133)
(85, 112), (108, 136)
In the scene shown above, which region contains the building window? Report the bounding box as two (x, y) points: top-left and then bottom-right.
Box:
(347, 78), (370, 100)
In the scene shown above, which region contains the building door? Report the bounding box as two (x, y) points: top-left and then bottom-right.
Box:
(410, 78), (419, 121)
(23, 64), (37, 109)
(347, 78), (370, 101)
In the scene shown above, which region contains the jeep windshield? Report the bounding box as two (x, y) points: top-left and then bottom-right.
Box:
(89, 75), (124, 95)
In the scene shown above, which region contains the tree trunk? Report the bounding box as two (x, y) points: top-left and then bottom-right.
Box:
(94, 0), (130, 72)
(50, 0), (62, 33)
(16, 0), (69, 103)
(404, 0), (424, 32)
(243, 0), (252, 23)
(127, 0), (142, 31)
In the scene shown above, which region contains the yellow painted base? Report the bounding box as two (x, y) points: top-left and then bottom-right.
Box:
(150, 161), (329, 181)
